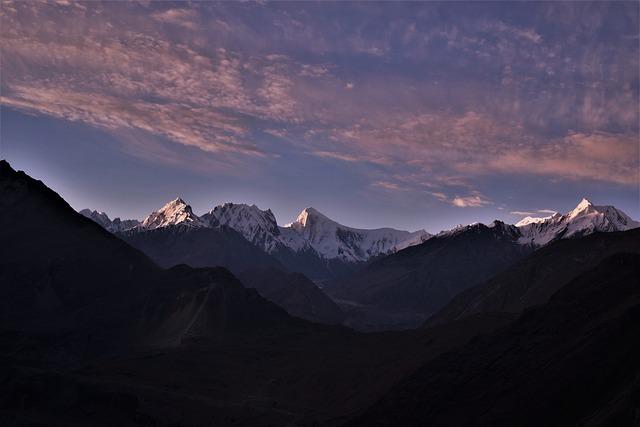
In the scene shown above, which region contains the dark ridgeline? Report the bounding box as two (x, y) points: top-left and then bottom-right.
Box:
(1, 159), (639, 426)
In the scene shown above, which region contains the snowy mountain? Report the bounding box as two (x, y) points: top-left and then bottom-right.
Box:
(139, 198), (206, 230)
(282, 207), (431, 262)
(79, 209), (139, 233)
(200, 203), (430, 263)
(517, 198), (640, 246)
(201, 203), (285, 252)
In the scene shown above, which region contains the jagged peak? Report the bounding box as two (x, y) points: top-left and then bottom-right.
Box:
(203, 201), (279, 233)
(208, 202), (276, 220)
(166, 197), (189, 207)
(571, 197), (593, 212)
(140, 197), (203, 230)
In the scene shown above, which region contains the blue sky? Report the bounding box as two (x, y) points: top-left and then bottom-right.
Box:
(1, 1), (638, 233)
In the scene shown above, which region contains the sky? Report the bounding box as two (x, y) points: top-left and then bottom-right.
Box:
(1, 1), (638, 233)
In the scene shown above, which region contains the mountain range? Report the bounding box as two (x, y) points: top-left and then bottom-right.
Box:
(81, 195), (637, 281)
(82, 199), (430, 280)
(79, 192), (639, 330)
(2, 159), (639, 426)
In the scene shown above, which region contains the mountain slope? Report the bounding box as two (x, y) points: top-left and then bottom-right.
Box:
(428, 227), (640, 325)
(0, 161), (158, 338)
(238, 268), (344, 325)
(350, 253), (640, 427)
(332, 221), (532, 320)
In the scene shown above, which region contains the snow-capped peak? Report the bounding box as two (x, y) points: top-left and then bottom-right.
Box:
(517, 198), (639, 246)
(567, 197), (595, 219)
(139, 197), (205, 230)
(281, 207), (431, 262)
(287, 207), (333, 229)
(201, 202), (282, 252)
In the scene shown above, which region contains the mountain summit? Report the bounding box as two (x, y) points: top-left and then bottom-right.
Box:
(140, 198), (206, 230)
(201, 202), (282, 252)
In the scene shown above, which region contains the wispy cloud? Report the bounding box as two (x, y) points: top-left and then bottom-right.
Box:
(510, 211), (536, 216)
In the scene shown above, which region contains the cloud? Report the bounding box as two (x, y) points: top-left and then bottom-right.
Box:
(310, 151), (361, 162)
(476, 132), (639, 185)
(451, 195), (491, 208)
(372, 181), (404, 191)
(510, 211), (536, 216)
(427, 190), (491, 208)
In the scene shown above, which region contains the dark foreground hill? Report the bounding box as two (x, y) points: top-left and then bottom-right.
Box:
(350, 253), (640, 427)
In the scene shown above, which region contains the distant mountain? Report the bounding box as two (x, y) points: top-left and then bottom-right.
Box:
(79, 209), (139, 232)
(202, 203), (431, 266)
(350, 253), (640, 427)
(516, 197), (639, 246)
(202, 202), (284, 252)
(331, 221), (533, 327)
(139, 197), (206, 230)
(428, 227), (640, 326)
(282, 207), (431, 262)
